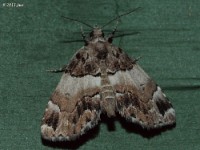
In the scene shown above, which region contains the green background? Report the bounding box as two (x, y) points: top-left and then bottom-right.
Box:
(0, 0), (200, 149)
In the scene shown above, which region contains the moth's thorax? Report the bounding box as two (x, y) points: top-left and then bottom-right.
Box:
(86, 40), (108, 60)
(89, 37), (106, 43)
(89, 28), (106, 43)
(90, 28), (104, 37)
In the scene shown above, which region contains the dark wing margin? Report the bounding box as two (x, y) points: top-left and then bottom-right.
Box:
(116, 86), (175, 128)
(41, 93), (101, 141)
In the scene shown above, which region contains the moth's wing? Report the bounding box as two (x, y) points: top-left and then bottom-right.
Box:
(41, 73), (102, 141)
(109, 64), (176, 128)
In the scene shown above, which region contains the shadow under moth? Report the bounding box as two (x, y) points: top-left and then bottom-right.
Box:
(41, 9), (176, 141)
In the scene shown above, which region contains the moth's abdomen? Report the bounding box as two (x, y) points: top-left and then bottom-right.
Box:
(100, 60), (116, 117)
(100, 84), (116, 117)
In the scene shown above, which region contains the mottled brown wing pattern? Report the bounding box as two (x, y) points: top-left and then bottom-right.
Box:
(41, 27), (176, 142)
(41, 74), (102, 141)
(67, 44), (134, 76)
(108, 65), (175, 128)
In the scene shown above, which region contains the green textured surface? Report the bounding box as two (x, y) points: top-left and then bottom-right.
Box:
(0, 0), (200, 149)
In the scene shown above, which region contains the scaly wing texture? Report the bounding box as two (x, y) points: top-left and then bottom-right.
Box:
(41, 44), (133, 141)
(109, 64), (176, 128)
(41, 39), (176, 141)
(67, 45), (134, 76)
(41, 74), (102, 141)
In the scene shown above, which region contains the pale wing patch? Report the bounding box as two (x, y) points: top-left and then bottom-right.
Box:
(47, 101), (60, 112)
(50, 73), (101, 113)
(108, 65), (150, 90)
(56, 73), (101, 96)
(128, 65), (150, 87)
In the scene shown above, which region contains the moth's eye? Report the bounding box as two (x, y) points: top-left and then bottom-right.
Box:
(102, 32), (104, 37)
(90, 31), (94, 37)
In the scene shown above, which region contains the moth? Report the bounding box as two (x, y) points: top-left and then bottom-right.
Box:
(41, 9), (176, 141)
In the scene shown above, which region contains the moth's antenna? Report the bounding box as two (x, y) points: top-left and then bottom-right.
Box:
(102, 7), (141, 29)
(61, 15), (93, 29)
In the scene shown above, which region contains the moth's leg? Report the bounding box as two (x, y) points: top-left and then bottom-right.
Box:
(46, 64), (68, 73)
(133, 56), (142, 63)
(80, 26), (89, 45)
(107, 20), (119, 43)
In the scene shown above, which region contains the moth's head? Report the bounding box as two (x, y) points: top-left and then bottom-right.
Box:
(90, 27), (104, 38)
